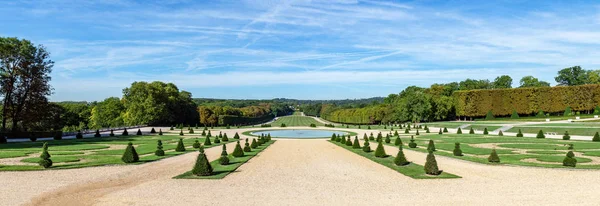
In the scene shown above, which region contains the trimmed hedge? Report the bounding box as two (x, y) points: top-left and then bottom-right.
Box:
(121, 142), (139, 163)
(563, 151), (577, 167)
(488, 149), (500, 163)
(424, 151), (442, 175)
(176, 139), (186, 152)
(232, 141), (245, 157)
(394, 145), (410, 166)
(453, 142), (463, 156)
(39, 142), (52, 168)
(192, 150), (213, 176)
(374, 141), (387, 157)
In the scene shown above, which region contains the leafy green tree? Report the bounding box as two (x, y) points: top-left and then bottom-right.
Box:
(155, 140), (165, 156)
(453, 143), (463, 156)
(374, 141), (387, 157)
(427, 140), (436, 152)
(232, 141), (245, 157)
(121, 142), (139, 163)
(424, 151), (441, 175)
(89, 97), (125, 129)
(394, 145), (410, 166)
(175, 138), (186, 152)
(192, 150), (213, 176)
(488, 149), (500, 163)
(555, 66), (588, 86)
(39, 142), (52, 168)
(563, 151), (577, 167)
(519, 76), (550, 88)
(352, 136), (361, 149)
(493, 75), (512, 89)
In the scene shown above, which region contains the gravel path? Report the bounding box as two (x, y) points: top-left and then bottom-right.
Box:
(2, 127), (600, 205)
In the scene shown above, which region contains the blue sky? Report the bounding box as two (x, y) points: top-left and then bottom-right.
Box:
(1, 0), (600, 101)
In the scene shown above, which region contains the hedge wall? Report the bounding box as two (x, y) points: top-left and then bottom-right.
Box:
(454, 84), (600, 117)
(218, 114), (274, 126)
(0, 131), (63, 139)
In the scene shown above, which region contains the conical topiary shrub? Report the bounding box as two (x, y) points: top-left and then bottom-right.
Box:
(250, 138), (258, 149)
(170, 126), (174, 131)
(137, 129), (142, 135)
(155, 140), (165, 156)
(193, 139), (201, 148)
(340, 135), (347, 144)
(483, 128), (488, 135)
(207, 130), (212, 137)
(76, 131), (83, 139)
(394, 130), (399, 136)
(516, 129), (523, 137)
(404, 128), (409, 134)
(443, 127), (448, 133)
(438, 128), (442, 134)
(376, 132), (383, 142)
(416, 130), (420, 136)
(394, 145), (410, 166)
(469, 128), (474, 134)
(563, 131), (570, 140)
(214, 136), (221, 144)
(244, 139), (252, 152)
(94, 129), (101, 137)
(121, 142), (139, 163)
(511, 109), (519, 119)
(204, 135), (212, 146)
(488, 149), (500, 163)
(498, 130), (503, 136)
(427, 140), (436, 152)
(453, 142), (463, 156)
(362, 133), (368, 140)
(192, 150), (213, 176)
(189, 128), (195, 134)
(39, 142), (52, 168)
(336, 134), (342, 142)
(222, 133), (229, 142)
(374, 141), (387, 158)
(362, 140), (371, 152)
(408, 136), (417, 148)
(201, 130), (206, 136)
(109, 130), (115, 137)
(457, 128), (462, 134)
(232, 141), (245, 157)
(424, 151), (442, 175)
(234, 132), (240, 139)
(179, 129), (184, 136)
(536, 130), (545, 139)
(122, 128), (129, 136)
(219, 144), (229, 165)
(593, 132), (600, 142)
(394, 137), (402, 146)
(384, 134), (391, 143)
(175, 138), (186, 152)
(369, 133), (375, 141)
(331, 134), (337, 141)
(158, 129), (163, 135)
(345, 136), (352, 146)
(563, 151), (577, 167)
(150, 128), (156, 133)
(352, 136), (361, 149)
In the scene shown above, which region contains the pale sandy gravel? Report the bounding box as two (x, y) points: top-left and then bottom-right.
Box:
(2, 126), (600, 205)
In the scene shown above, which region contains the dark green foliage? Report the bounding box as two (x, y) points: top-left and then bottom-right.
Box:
(563, 151), (577, 167)
(222, 133), (229, 142)
(362, 133), (367, 140)
(443, 127), (448, 133)
(511, 109), (519, 119)
(594, 132), (600, 142)
(394, 137), (402, 146)
(427, 140), (436, 152)
(170, 126), (174, 131)
(595, 105), (600, 115)
(219, 144), (229, 165)
(362, 140), (371, 152)
(94, 130), (101, 137)
(331, 134), (337, 141)
(438, 128), (442, 134)
(267, 134), (272, 142)
(453, 143), (463, 156)
(340, 135), (347, 144)
(201, 130), (206, 136)
(39, 142), (52, 168)
(232, 141), (245, 157)
(176, 138), (186, 152)
(424, 125), (429, 131)
(137, 129), (142, 135)
(564, 106), (572, 116)
(384, 134), (391, 143)
(233, 132), (240, 139)
(76, 131), (83, 139)
(155, 140), (165, 156)
(469, 128), (474, 134)
(498, 130), (503, 136)
(485, 110), (494, 120)
(416, 130), (420, 136)
(345, 136), (353, 146)
(179, 129), (184, 136)
(189, 128), (194, 134)
(335, 134), (342, 142)
(408, 136), (417, 148)
(150, 128), (156, 133)
(536, 130), (545, 139)
(192, 151), (213, 176)
(568, 144), (574, 150)
(369, 133), (375, 141)
(207, 130), (212, 137)
(368, 125), (371, 129)
(121, 142), (139, 163)
(244, 139), (252, 152)
(280, 123), (286, 127)
(204, 135), (212, 146)
(563, 131), (570, 140)
(158, 129), (163, 135)
(110, 130), (115, 137)
(394, 130), (399, 136)
(424, 151), (442, 175)
(404, 128), (409, 134)
(457, 128), (462, 134)
(193, 140), (201, 148)
(214, 136), (221, 143)
(250, 138), (258, 148)
(394, 145), (410, 166)
(122, 129), (129, 136)
(53, 132), (62, 140)
(352, 137), (361, 149)
(516, 129), (523, 137)
(483, 128), (488, 135)
(488, 149), (500, 163)
(374, 141), (387, 158)
(536, 110), (545, 118)
(425, 128), (430, 133)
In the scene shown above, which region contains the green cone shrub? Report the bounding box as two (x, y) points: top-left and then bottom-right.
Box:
(121, 142), (139, 163)
(176, 138), (186, 152)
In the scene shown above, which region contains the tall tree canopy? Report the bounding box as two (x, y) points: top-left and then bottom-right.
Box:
(493, 75), (513, 89)
(519, 76), (550, 88)
(555, 66), (588, 86)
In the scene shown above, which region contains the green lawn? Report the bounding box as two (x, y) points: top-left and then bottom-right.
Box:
(272, 115), (323, 127)
(329, 141), (460, 179)
(507, 127), (600, 136)
(384, 133), (600, 169)
(174, 140), (275, 179)
(478, 114), (597, 122)
(0, 134), (229, 171)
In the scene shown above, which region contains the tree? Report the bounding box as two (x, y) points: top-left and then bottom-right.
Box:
(593, 132), (600, 142)
(374, 141), (387, 157)
(192, 150), (213, 176)
(39, 142), (52, 168)
(563, 151), (577, 167)
(89, 97), (125, 129)
(536, 130), (545, 139)
(244, 139), (252, 152)
(121, 142), (139, 163)
(427, 140), (436, 152)
(424, 151), (442, 175)
(555, 66), (588, 86)
(498, 130), (503, 136)
(155, 140), (165, 156)
(0, 37), (53, 132)
(488, 149), (500, 163)
(331, 134), (337, 141)
(564, 106), (572, 116)
(219, 144), (229, 165)
(352, 136), (361, 149)
(232, 141), (245, 157)
(519, 76), (550, 88)
(563, 131), (570, 140)
(340, 135), (347, 144)
(204, 135), (212, 146)
(443, 127), (448, 133)
(394, 145), (410, 166)
(493, 75), (512, 89)
(536, 110), (545, 118)
(453, 143), (463, 156)
(175, 138), (186, 152)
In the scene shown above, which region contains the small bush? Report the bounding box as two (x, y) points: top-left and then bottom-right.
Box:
(204, 135), (212, 146)
(536, 130), (545, 139)
(309, 123), (316, 127)
(331, 134), (337, 141)
(244, 139), (252, 152)
(563, 131), (570, 140)
(457, 128), (462, 134)
(362, 133), (367, 141)
(362, 140), (371, 152)
(76, 131), (83, 139)
(485, 110), (494, 120)
(189, 128), (195, 134)
(207, 130), (212, 137)
(340, 135), (347, 144)
(179, 129), (184, 136)
(122, 128), (129, 136)
(201, 130), (206, 136)
(376, 132), (383, 142)
(438, 129), (442, 134)
(155, 140), (165, 156)
(232, 141), (245, 157)
(137, 129), (142, 136)
(516, 129), (523, 137)
(564, 106), (572, 116)
(394, 137), (402, 146)
(427, 140), (436, 152)
(394, 130), (399, 136)
(374, 141), (387, 157)
(94, 130), (101, 137)
(443, 127), (448, 133)
(222, 133), (229, 142)
(369, 133), (374, 141)
(158, 129), (163, 136)
(214, 136), (221, 144)
(408, 136), (417, 148)
(352, 136), (361, 149)
(416, 130), (420, 136)
(498, 130), (503, 136)
(424, 151), (442, 175)
(150, 128), (156, 133)
(39, 142), (52, 168)
(280, 123), (287, 127)
(404, 128), (409, 134)
(175, 139), (186, 152)
(250, 138), (258, 148)
(563, 151), (577, 167)
(233, 132), (240, 139)
(394, 145), (410, 166)
(345, 136), (352, 146)
(483, 128), (488, 135)
(453, 142), (463, 156)
(593, 132), (600, 142)
(192, 151), (213, 176)
(469, 128), (475, 134)
(536, 110), (545, 118)
(488, 149), (500, 163)
(110, 130), (115, 137)
(193, 140), (201, 149)
(219, 145), (229, 165)
(368, 125), (371, 130)
(121, 142), (139, 163)
(170, 126), (174, 131)
(511, 109), (519, 119)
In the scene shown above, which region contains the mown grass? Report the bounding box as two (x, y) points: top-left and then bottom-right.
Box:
(329, 141), (460, 179)
(507, 126), (600, 136)
(174, 141), (275, 179)
(272, 116), (323, 127)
